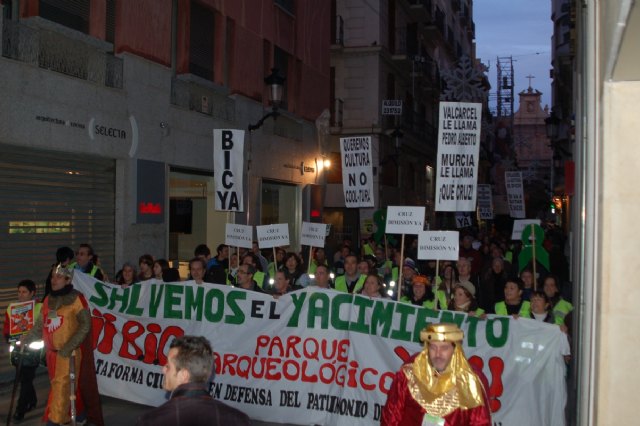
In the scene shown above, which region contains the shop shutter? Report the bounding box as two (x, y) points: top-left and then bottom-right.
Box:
(0, 143), (115, 298)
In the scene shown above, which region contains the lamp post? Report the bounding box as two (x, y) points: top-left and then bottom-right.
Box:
(248, 68), (286, 131)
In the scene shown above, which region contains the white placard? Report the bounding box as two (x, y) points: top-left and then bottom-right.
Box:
(385, 206), (425, 234)
(505, 171), (526, 218)
(455, 212), (473, 228)
(417, 231), (460, 261)
(435, 102), (482, 212)
(256, 223), (290, 249)
(511, 219), (542, 240)
(225, 223), (254, 249)
(382, 99), (403, 115)
(213, 129), (244, 211)
(301, 222), (328, 247)
(477, 184), (494, 220)
(340, 136), (374, 208)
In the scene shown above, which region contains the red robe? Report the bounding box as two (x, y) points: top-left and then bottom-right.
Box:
(381, 360), (492, 426)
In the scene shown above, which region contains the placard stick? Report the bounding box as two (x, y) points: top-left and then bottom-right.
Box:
(273, 247), (278, 278)
(531, 223), (537, 291)
(308, 246), (313, 273)
(435, 259), (440, 287)
(434, 259), (440, 310)
(398, 234), (406, 301)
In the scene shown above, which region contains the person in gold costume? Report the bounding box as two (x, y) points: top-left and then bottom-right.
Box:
(381, 323), (492, 426)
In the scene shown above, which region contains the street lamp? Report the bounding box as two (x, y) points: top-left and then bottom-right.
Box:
(544, 112), (560, 140)
(248, 68), (286, 131)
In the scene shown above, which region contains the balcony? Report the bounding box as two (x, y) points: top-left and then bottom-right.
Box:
(170, 76), (235, 122)
(407, 0), (433, 22)
(1, 17), (123, 89)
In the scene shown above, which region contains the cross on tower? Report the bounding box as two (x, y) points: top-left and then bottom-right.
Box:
(526, 74), (535, 88)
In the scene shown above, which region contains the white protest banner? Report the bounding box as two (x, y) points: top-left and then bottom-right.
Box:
(301, 222), (328, 247)
(435, 102), (482, 212)
(505, 171), (526, 218)
(455, 212), (473, 228)
(512, 219), (542, 240)
(417, 231), (460, 261)
(256, 223), (290, 249)
(385, 206), (425, 234)
(214, 129), (244, 211)
(76, 272), (569, 426)
(225, 223), (254, 249)
(477, 184), (494, 220)
(340, 136), (374, 208)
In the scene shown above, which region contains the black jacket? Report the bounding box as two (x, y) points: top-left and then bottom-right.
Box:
(136, 383), (250, 426)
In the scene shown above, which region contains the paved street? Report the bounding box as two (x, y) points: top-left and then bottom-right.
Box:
(0, 371), (292, 426)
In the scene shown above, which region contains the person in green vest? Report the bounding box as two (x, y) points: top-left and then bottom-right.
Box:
(267, 247), (286, 278)
(68, 243), (104, 280)
(334, 254), (366, 293)
(4, 279), (43, 421)
(494, 278), (531, 318)
(308, 247), (329, 275)
(542, 274), (573, 326)
(373, 247), (392, 278)
(526, 290), (556, 324)
(400, 275), (438, 310)
(241, 253), (268, 289)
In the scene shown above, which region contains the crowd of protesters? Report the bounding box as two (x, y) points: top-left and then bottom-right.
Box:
(2, 222), (572, 424)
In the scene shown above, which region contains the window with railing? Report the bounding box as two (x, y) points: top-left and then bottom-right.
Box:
(1, 18), (123, 88)
(275, 0), (295, 15)
(189, 1), (215, 81)
(39, 0), (90, 34)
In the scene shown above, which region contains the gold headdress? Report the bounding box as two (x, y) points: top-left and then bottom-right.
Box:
(403, 323), (487, 417)
(53, 263), (72, 278)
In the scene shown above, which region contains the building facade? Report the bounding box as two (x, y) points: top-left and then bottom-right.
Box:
(327, 0), (478, 247)
(0, 0), (330, 286)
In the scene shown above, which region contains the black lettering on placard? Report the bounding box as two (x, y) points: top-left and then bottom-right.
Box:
(359, 172), (367, 185)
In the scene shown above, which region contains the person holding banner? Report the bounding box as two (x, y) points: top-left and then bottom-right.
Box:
(271, 270), (302, 298)
(447, 282), (485, 316)
(236, 264), (267, 294)
(4, 279), (42, 421)
(311, 264), (332, 289)
(542, 274), (573, 327)
(359, 273), (386, 298)
(334, 254), (366, 294)
(136, 335), (250, 426)
(494, 278), (531, 318)
(22, 264), (103, 426)
(401, 275), (439, 310)
(381, 323), (492, 426)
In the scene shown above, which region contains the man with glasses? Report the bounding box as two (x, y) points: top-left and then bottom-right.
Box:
(236, 264), (266, 293)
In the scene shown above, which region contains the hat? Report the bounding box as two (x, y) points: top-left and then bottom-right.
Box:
(53, 263), (72, 278)
(403, 258), (418, 271)
(412, 275), (429, 286)
(455, 280), (476, 297)
(420, 323), (464, 344)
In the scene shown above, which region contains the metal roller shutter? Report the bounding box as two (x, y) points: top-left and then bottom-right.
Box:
(0, 143), (115, 300)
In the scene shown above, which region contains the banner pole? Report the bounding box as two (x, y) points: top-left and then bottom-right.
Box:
(531, 223), (537, 291)
(398, 234), (405, 301)
(273, 247), (278, 281)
